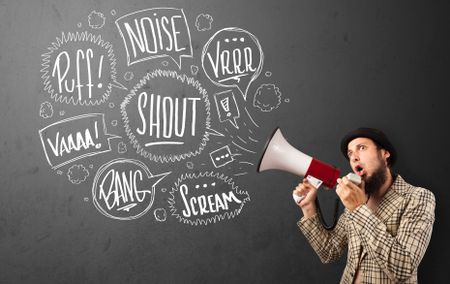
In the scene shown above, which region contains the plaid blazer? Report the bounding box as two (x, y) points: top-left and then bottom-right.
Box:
(298, 175), (435, 283)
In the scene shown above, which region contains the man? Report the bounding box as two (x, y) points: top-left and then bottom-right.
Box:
(293, 127), (435, 283)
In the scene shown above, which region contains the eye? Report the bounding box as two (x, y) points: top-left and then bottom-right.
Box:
(358, 145), (366, 151)
(347, 151), (352, 158)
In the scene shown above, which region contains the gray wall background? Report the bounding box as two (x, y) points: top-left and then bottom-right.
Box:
(1, 0), (449, 283)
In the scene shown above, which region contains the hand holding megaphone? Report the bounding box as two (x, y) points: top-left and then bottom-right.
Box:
(293, 173), (361, 205)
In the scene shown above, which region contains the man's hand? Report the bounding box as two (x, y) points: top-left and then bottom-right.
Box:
(336, 176), (366, 211)
(293, 178), (318, 218)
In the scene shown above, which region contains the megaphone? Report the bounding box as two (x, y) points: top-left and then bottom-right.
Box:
(257, 127), (344, 230)
(257, 127), (340, 188)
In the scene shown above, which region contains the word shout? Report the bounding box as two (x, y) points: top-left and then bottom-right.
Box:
(136, 91), (200, 146)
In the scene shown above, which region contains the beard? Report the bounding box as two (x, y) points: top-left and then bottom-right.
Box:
(363, 157), (388, 197)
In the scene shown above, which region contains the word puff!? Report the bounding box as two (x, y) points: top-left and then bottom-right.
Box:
(168, 172), (250, 226)
(41, 31), (126, 106)
(92, 159), (170, 220)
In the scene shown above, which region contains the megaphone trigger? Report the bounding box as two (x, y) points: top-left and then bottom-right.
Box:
(306, 175), (323, 189)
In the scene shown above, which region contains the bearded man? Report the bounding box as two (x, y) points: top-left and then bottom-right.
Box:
(293, 127), (435, 283)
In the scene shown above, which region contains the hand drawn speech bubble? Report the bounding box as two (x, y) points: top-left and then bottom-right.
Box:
(92, 158), (170, 220)
(202, 27), (264, 100)
(213, 90), (240, 129)
(168, 171), (250, 226)
(115, 8), (193, 69)
(38, 113), (120, 169)
(41, 31), (127, 106)
(121, 69), (222, 163)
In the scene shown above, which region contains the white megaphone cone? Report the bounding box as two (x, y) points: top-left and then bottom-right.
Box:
(257, 127), (340, 189)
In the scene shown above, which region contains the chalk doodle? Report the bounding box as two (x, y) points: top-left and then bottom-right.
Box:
(195, 14), (213, 31)
(124, 71), (134, 81)
(253, 83), (282, 112)
(39, 101), (54, 119)
(41, 31), (127, 106)
(67, 164), (90, 184)
(37, 6), (286, 225)
(92, 158), (170, 220)
(168, 172), (250, 226)
(202, 27), (264, 100)
(154, 208), (167, 222)
(88, 11), (106, 29)
(121, 69), (220, 163)
(115, 8), (193, 69)
(209, 145), (235, 168)
(117, 141), (127, 154)
(39, 113), (120, 169)
(214, 90), (240, 129)
(190, 65), (199, 75)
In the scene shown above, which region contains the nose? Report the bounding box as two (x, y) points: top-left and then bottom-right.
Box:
(350, 152), (359, 162)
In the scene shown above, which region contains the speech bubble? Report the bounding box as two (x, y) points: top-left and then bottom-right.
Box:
(214, 90), (240, 129)
(168, 172), (250, 226)
(209, 145), (235, 168)
(92, 158), (170, 220)
(121, 69), (213, 163)
(38, 113), (120, 169)
(202, 27), (264, 100)
(41, 31), (127, 106)
(115, 8), (193, 69)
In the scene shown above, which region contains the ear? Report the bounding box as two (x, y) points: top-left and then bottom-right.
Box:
(381, 149), (391, 164)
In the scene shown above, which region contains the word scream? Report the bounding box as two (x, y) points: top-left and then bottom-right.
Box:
(179, 184), (243, 217)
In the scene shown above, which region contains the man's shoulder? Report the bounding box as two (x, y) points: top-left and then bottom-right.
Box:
(395, 175), (435, 204)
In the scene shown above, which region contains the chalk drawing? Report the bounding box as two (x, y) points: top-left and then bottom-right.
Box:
(39, 113), (120, 169)
(168, 171), (250, 226)
(88, 11), (106, 29)
(41, 31), (127, 106)
(213, 90), (240, 129)
(117, 141), (127, 154)
(67, 164), (89, 184)
(186, 161), (194, 169)
(195, 14), (213, 31)
(253, 83), (282, 112)
(115, 8), (193, 69)
(121, 69), (223, 163)
(209, 145), (236, 168)
(190, 65), (199, 75)
(202, 27), (264, 100)
(124, 71), (134, 81)
(39, 101), (54, 119)
(92, 158), (170, 220)
(154, 208), (167, 222)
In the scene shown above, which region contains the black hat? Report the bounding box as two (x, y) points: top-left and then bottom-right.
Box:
(340, 127), (397, 166)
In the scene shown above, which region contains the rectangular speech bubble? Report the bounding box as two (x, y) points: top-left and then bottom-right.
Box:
(115, 8), (193, 68)
(39, 113), (120, 169)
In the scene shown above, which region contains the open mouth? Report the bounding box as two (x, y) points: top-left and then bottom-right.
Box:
(354, 165), (365, 176)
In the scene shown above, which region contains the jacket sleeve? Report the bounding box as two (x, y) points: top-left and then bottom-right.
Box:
(297, 211), (349, 264)
(349, 187), (435, 282)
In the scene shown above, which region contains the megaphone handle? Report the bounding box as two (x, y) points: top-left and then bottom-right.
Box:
(315, 197), (340, 231)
